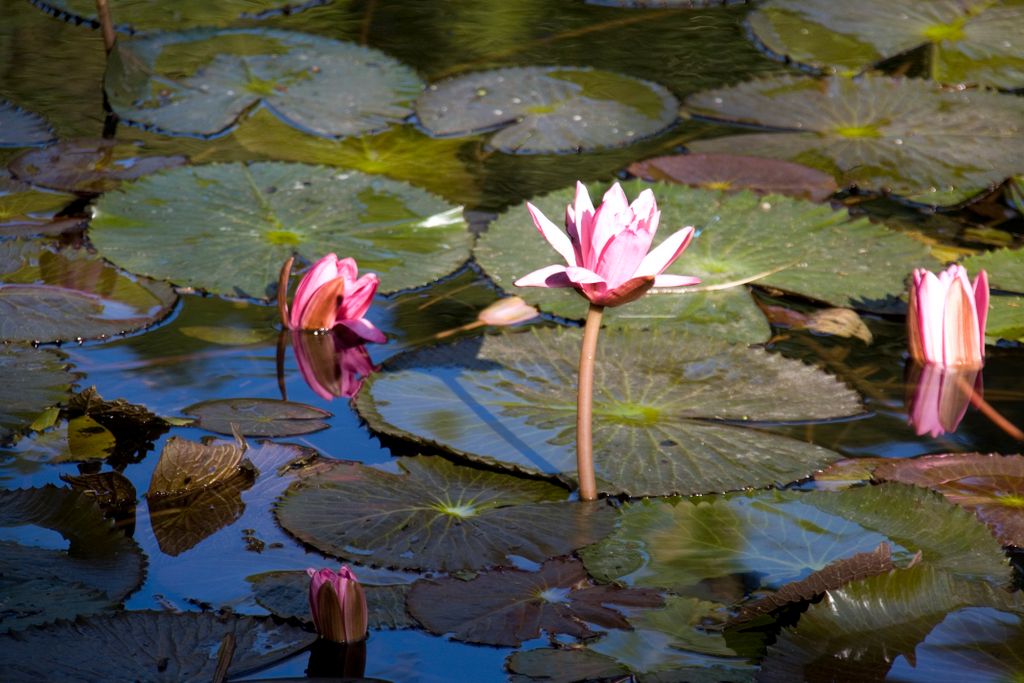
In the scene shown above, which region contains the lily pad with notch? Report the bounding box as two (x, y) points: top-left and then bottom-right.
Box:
(0, 344), (74, 446)
(89, 163), (471, 299)
(0, 610), (316, 682)
(747, 0), (1024, 89)
(0, 100), (55, 147)
(0, 239), (178, 344)
(355, 326), (862, 497)
(274, 455), (616, 572)
(684, 75), (1024, 203)
(415, 66), (678, 154)
(182, 398), (331, 438)
(105, 28), (422, 138)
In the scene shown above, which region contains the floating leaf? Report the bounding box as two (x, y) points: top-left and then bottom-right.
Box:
(407, 557), (663, 646)
(89, 163), (471, 298)
(587, 0), (747, 6)
(31, 0), (329, 33)
(0, 345), (73, 446)
(60, 470), (137, 517)
(416, 66), (678, 154)
(183, 398), (331, 437)
(9, 139), (186, 194)
(581, 483), (1009, 595)
(685, 75), (1024, 201)
(106, 29), (423, 138)
(356, 327), (860, 496)
(0, 611), (316, 682)
(0, 100), (55, 147)
(747, 0), (1024, 89)
(962, 247), (1024, 294)
(0, 173), (73, 222)
(275, 455), (616, 572)
(0, 486), (146, 630)
(0, 239), (177, 343)
(247, 571), (416, 630)
(507, 648), (631, 683)
(147, 436), (251, 497)
(628, 153), (837, 201)
(64, 387), (170, 464)
(475, 181), (935, 339)
(986, 295), (1024, 343)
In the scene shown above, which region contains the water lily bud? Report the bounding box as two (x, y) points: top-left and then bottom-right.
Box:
(477, 297), (539, 327)
(306, 566), (368, 643)
(907, 264), (988, 369)
(279, 254), (386, 343)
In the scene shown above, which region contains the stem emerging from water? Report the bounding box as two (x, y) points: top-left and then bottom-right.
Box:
(576, 303), (604, 501)
(94, 0), (116, 54)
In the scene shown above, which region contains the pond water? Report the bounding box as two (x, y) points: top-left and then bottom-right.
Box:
(2, 1), (1024, 681)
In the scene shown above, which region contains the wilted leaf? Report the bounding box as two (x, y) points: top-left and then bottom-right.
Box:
(147, 436), (251, 497)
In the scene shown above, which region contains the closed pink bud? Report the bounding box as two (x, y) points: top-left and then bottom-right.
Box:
(279, 254), (387, 343)
(306, 566), (368, 643)
(907, 264), (988, 369)
(477, 297), (539, 327)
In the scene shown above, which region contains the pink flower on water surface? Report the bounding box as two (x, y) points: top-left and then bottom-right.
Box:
(307, 566), (369, 643)
(906, 363), (981, 438)
(282, 254), (386, 343)
(514, 182), (700, 307)
(907, 264), (988, 369)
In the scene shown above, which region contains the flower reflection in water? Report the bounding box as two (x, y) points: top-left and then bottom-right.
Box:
(289, 327), (380, 400)
(906, 362), (981, 438)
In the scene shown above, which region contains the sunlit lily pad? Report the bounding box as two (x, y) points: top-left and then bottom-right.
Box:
(747, 0), (1024, 89)
(475, 181), (935, 339)
(581, 483), (1009, 595)
(275, 455), (616, 572)
(9, 139), (186, 194)
(0, 173), (73, 222)
(416, 66), (678, 154)
(106, 29), (422, 138)
(627, 153), (838, 201)
(685, 75), (1024, 200)
(0, 610), (316, 681)
(247, 570), (415, 630)
(63, 387), (170, 464)
(0, 239), (178, 343)
(89, 163), (470, 298)
(0, 100), (55, 147)
(182, 398), (331, 437)
(587, 0), (747, 6)
(986, 295), (1024, 343)
(0, 486), (146, 631)
(962, 247), (1024, 294)
(408, 557), (663, 646)
(31, 0), (329, 34)
(356, 327), (860, 496)
(0, 345), (74, 446)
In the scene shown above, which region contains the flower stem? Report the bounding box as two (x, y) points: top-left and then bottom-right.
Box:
(577, 303), (604, 501)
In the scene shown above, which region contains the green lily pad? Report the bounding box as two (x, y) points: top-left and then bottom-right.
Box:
(685, 75), (1024, 200)
(274, 455), (616, 572)
(0, 345), (73, 446)
(247, 570), (415, 630)
(9, 138), (186, 194)
(747, 0), (1024, 89)
(415, 66), (678, 154)
(0, 578), (114, 634)
(628, 153), (838, 201)
(475, 181), (935, 337)
(962, 247), (1024, 294)
(508, 648), (631, 683)
(758, 563), (1022, 683)
(182, 398), (331, 437)
(1008, 175), (1024, 213)
(89, 162), (470, 298)
(0, 486), (146, 631)
(31, 0), (329, 34)
(986, 295), (1024, 344)
(355, 327), (861, 496)
(106, 29), (423, 138)
(407, 557), (663, 646)
(581, 483), (1009, 595)
(0, 100), (55, 147)
(0, 611), (316, 682)
(0, 173), (73, 221)
(587, 0), (747, 6)
(0, 239), (178, 343)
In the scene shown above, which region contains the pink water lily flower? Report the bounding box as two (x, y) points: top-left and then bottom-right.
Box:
(907, 264), (988, 368)
(307, 565), (368, 644)
(281, 254), (386, 343)
(514, 182), (700, 307)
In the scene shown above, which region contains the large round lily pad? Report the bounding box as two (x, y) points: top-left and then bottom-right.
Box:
(415, 66), (678, 154)
(0, 100), (55, 147)
(0, 610), (316, 682)
(580, 483), (1009, 594)
(105, 29), (423, 138)
(747, 0), (1024, 89)
(0, 239), (178, 343)
(0, 345), (73, 445)
(0, 486), (146, 631)
(475, 180), (935, 339)
(89, 162), (470, 298)
(275, 455), (616, 572)
(32, 0), (329, 34)
(355, 327), (861, 496)
(182, 398), (331, 437)
(684, 75), (1024, 201)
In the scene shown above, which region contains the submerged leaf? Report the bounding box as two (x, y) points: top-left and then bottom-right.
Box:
(0, 100), (55, 147)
